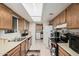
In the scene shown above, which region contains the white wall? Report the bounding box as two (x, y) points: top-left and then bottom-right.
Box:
(43, 21), (49, 47)
(29, 22), (36, 45)
(0, 30), (21, 40)
(0, 31), (20, 40)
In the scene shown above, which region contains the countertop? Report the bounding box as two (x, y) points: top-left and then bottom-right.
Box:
(0, 34), (32, 56)
(58, 43), (79, 56)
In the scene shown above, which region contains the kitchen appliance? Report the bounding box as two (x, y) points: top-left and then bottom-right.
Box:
(21, 30), (28, 36)
(43, 26), (53, 47)
(69, 34), (79, 54)
(60, 28), (69, 43)
(50, 29), (69, 56)
(50, 30), (60, 43)
(60, 33), (69, 43)
(50, 30), (60, 56)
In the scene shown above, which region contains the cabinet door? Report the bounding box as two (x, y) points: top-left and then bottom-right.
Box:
(26, 39), (29, 52)
(7, 45), (20, 56)
(0, 4), (12, 29)
(21, 41), (26, 56)
(11, 48), (20, 56)
(29, 37), (32, 48)
(53, 18), (57, 27)
(18, 18), (25, 32)
(56, 16), (59, 25)
(67, 4), (79, 29)
(59, 10), (66, 24)
(26, 37), (32, 53)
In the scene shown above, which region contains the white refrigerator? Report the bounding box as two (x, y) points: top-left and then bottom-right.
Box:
(43, 25), (53, 48)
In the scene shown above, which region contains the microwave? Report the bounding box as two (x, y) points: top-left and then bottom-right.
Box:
(69, 34), (79, 54)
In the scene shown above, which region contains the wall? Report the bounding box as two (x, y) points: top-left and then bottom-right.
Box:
(43, 21), (49, 47)
(69, 29), (79, 35)
(29, 22), (36, 45)
(0, 30), (21, 40)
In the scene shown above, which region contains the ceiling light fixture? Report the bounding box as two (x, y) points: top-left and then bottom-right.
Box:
(49, 13), (53, 15)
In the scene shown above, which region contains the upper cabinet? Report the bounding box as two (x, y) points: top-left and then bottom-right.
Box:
(49, 10), (66, 27)
(0, 4), (29, 31)
(0, 4), (12, 30)
(49, 4), (79, 29)
(18, 17), (29, 32)
(59, 10), (66, 24)
(67, 4), (79, 29)
(18, 18), (25, 32)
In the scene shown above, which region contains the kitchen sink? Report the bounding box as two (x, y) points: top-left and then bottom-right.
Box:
(8, 37), (25, 42)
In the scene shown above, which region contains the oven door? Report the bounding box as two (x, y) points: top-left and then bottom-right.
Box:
(69, 36), (79, 54)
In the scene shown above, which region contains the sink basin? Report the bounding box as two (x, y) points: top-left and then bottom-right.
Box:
(8, 37), (25, 42)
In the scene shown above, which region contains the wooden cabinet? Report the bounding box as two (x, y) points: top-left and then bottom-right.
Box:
(29, 37), (32, 48)
(49, 4), (79, 29)
(49, 10), (66, 27)
(18, 18), (24, 32)
(59, 10), (66, 24)
(55, 16), (59, 25)
(67, 4), (79, 29)
(26, 37), (32, 52)
(25, 21), (29, 30)
(36, 24), (43, 32)
(18, 17), (29, 32)
(58, 46), (71, 56)
(53, 18), (57, 27)
(6, 36), (32, 56)
(20, 41), (26, 56)
(7, 45), (20, 56)
(0, 4), (12, 29)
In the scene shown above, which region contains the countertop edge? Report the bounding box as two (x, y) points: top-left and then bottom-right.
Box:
(57, 43), (79, 56)
(0, 35), (32, 56)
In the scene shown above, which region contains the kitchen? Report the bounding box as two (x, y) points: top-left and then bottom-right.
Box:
(0, 3), (79, 56)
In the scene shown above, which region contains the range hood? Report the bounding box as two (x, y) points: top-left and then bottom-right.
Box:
(54, 23), (67, 29)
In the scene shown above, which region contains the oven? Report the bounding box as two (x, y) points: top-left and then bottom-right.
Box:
(69, 34), (79, 54)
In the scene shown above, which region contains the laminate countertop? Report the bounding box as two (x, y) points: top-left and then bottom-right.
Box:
(0, 34), (32, 56)
(58, 43), (79, 56)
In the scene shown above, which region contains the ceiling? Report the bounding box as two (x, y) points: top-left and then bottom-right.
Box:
(4, 3), (71, 24)
(4, 3), (32, 22)
(22, 3), (43, 23)
(42, 3), (71, 22)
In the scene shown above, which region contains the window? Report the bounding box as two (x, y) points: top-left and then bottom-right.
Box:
(5, 16), (18, 33)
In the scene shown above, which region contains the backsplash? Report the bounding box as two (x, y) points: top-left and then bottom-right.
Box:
(56, 29), (79, 36)
(0, 30), (21, 40)
(69, 29), (79, 36)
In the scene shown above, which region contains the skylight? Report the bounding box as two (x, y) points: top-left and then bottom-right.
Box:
(22, 3), (43, 22)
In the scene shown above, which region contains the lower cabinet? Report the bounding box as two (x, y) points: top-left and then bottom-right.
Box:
(28, 37), (32, 49)
(7, 45), (20, 56)
(26, 37), (32, 52)
(5, 37), (32, 56)
(58, 46), (71, 56)
(20, 41), (26, 56)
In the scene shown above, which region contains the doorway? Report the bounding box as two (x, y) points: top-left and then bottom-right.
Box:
(36, 24), (43, 40)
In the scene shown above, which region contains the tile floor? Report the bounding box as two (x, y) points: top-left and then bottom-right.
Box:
(29, 40), (51, 56)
